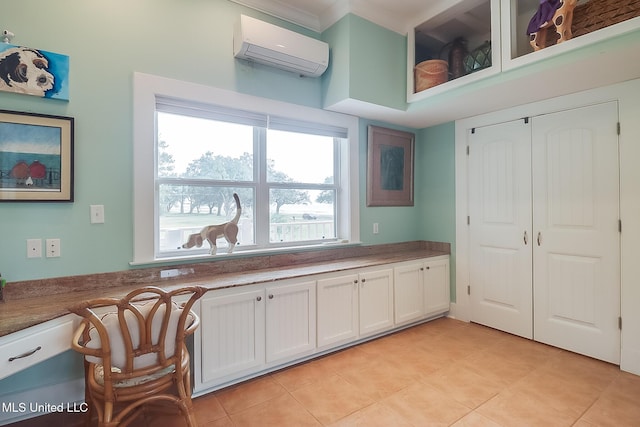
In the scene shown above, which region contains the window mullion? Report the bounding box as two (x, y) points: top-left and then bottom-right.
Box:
(255, 127), (270, 247)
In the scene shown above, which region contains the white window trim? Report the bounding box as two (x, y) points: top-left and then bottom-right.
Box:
(132, 72), (360, 265)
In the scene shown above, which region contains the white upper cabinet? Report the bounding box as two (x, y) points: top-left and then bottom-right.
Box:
(407, 0), (501, 103)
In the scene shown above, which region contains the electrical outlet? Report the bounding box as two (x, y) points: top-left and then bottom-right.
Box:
(46, 239), (61, 258)
(27, 239), (42, 258)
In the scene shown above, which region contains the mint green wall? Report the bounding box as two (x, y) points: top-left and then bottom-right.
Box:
(321, 14), (350, 108)
(416, 123), (456, 300)
(358, 119), (423, 244)
(0, 1), (340, 283)
(322, 14), (407, 111)
(348, 15), (407, 111)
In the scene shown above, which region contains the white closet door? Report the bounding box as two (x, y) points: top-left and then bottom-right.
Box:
(532, 102), (620, 363)
(468, 119), (533, 338)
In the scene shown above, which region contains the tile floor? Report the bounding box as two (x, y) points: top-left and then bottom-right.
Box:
(12, 317), (640, 426)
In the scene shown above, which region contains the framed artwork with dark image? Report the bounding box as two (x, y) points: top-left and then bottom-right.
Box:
(367, 125), (415, 207)
(0, 110), (74, 202)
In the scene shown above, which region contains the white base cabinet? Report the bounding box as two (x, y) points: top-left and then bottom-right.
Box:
(200, 286), (265, 386)
(198, 279), (316, 390)
(197, 256), (449, 394)
(394, 255), (450, 326)
(316, 268), (394, 350)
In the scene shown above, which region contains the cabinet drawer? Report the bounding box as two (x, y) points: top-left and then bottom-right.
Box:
(0, 315), (76, 380)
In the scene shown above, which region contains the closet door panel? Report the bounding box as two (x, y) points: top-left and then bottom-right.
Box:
(468, 119), (533, 339)
(532, 101), (620, 364)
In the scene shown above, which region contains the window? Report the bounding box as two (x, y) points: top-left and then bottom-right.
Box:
(133, 73), (359, 263)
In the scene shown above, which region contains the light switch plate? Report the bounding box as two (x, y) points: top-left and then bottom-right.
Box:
(90, 205), (105, 224)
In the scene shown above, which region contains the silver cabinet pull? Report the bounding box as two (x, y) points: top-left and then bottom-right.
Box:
(537, 232), (542, 246)
(524, 231), (528, 245)
(9, 346), (42, 362)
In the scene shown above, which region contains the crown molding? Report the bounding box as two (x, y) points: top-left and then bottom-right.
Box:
(229, 0), (408, 34)
(229, 0), (324, 32)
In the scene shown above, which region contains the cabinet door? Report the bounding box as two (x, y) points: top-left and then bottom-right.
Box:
(317, 273), (358, 348)
(359, 269), (394, 336)
(424, 257), (450, 316)
(265, 281), (316, 364)
(394, 262), (425, 325)
(200, 289), (265, 384)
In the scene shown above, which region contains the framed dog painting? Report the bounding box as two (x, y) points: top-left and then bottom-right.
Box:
(0, 110), (74, 202)
(367, 125), (415, 207)
(0, 44), (69, 100)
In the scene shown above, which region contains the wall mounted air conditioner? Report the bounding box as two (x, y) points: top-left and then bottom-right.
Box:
(233, 14), (329, 77)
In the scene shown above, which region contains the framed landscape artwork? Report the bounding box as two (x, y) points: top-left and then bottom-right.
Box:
(367, 125), (415, 207)
(0, 110), (74, 202)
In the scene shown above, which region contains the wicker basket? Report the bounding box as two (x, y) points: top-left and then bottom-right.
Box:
(543, 0), (640, 46)
(414, 60), (448, 93)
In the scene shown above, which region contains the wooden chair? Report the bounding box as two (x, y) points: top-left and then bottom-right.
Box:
(69, 286), (206, 427)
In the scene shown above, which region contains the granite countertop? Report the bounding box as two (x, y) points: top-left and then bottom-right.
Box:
(0, 241), (449, 338)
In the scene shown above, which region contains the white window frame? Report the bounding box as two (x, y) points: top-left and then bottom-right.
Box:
(132, 72), (360, 265)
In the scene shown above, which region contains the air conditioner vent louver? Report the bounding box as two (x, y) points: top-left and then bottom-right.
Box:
(234, 15), (329, 77)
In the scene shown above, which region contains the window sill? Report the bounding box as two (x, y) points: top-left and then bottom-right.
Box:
(129, 240), (363, 268)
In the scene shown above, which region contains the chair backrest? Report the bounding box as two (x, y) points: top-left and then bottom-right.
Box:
(69, 286), (206, 379)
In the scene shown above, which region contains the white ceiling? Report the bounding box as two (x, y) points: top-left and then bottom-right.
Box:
(229, 0), (445, 34)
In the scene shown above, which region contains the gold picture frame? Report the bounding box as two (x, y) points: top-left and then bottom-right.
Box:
(367, 125), (415, 207)
(0, 110), (74, 202)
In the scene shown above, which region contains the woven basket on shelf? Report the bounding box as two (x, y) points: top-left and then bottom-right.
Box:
(543, 0), (640, 46)
(414, 59), (448, 93)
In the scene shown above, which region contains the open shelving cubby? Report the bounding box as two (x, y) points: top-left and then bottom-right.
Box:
(407, 0), (501, 103)
(501, 0), (640, 70)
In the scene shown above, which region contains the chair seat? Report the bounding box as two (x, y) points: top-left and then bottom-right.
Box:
(93, 364), (176, 388)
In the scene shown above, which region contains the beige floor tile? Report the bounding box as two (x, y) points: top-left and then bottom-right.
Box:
(382, 381), (472, 426)
(508, 368), (606, 417)
(476, 388), (579, 427)
(215, 375), (287, 414)
(385, 345), (451, 380)
(201, 416), (235, 426)
(540, 349), (619, 389)
(271, 357), (336, 392)
(457, 349), (533, 387)
(485, 334), (561, 370)
(230, 393), (321, 427)
(291, 374), (375, 425)
(422, 363), (503, 408)
(415, 333), (485, 361)
(337, 358), (418, 400)
(328, 402), (413, 427)
(578, 394), (640, 427)
(193, 392), (228, 424)
(579, 372), (640, 427)
(450, 411), (503, 427)
(313, 346), (377, 374)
